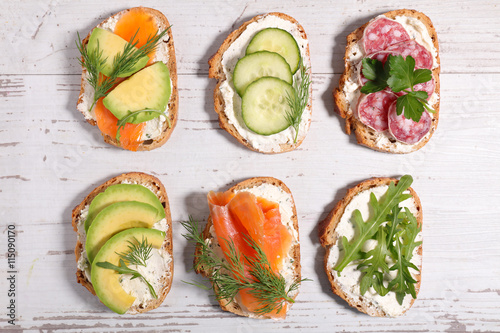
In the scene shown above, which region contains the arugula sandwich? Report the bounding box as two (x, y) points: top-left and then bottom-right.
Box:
(72, 172), (173, 314)
(76, 7), (178, 151)
(319, 175), (423, 317)
(208, 13), (312, 153)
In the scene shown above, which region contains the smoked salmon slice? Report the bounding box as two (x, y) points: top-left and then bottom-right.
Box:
(113, 8), (159, 64)
(208, 190), (292, 318)
(94, 97), (145, 151)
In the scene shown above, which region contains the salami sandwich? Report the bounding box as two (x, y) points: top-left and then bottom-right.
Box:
(334, 9), (440, 153)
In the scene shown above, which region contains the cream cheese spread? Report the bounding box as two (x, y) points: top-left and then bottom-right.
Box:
(76, 15), (171, 141)
(207, 183), (299, 318)
(219, 14), (311, 153)
(326, 185), (422, 317)
(121, 218), (171, 314)
(343, 15), (439, 149)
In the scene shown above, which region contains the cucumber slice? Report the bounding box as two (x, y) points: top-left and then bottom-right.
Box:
(246, 28), (301, 74)
(233, 51), (292, 96)
(241, 77), (295, 135)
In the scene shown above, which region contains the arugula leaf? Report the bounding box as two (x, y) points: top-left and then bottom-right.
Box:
(387, 237), (419, 305)
(400, 207), (422, 261)
(385, 205), (404, 247)
(357, 226), (390, 296)
(360, 58), (389, 94)
(334, 175), (413, 273)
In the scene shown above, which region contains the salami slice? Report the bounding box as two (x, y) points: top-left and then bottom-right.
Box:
(363, 17), (410, 54)
(357, 90), (397, 131)
(384, 40), (433, 69)
(388, 102), (431, 144)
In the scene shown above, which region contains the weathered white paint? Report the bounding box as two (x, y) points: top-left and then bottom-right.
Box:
(0, 0), (500, 332)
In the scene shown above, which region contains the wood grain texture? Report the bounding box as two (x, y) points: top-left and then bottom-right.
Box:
(1, 0), (500, 332)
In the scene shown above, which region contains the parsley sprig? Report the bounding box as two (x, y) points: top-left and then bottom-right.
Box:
(181, 216), (309, 315)
(334, 175), (422, 305)
(285, 60), (311, 143)
(360, 55), (434, 122)
(96, 236), (158, 299)
(76, 27), (170, 113)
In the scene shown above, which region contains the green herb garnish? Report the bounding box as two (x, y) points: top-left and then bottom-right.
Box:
(96, 236), (158, 299)
(181, 216), (309, 315)
(334, 175), (423, 305)
(334, 175), (413, 272)
(76, 27), (170, 113)
(361, 55), (434, 122)
(285, 60), (311, 143)
(115, 109), (171, 141)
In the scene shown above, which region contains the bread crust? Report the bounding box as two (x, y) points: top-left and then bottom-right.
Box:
(194, 177), (301, 319)
(208, 12), (312, 154)
(319, 177), (423, 317)
(71, 172), (173, 314)
(333, 9), (440, 153)
(76, 7), (178, 151)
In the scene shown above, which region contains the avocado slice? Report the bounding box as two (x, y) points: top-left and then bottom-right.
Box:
(85, 184), (165, 232)
(86, 28), (149, 78)
(86, 201), (161, 263)
(102, 62), (171, 124)
(91, 228), (165, 314)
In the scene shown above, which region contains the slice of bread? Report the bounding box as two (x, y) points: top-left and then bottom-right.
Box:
(194, 177), (301, 319)
(319, 177), (423, 317)
(333, 9), (440, 153)
(76, 7), (178, 151)
(71, 172), (173, 314)
(208, 12), (312, 154)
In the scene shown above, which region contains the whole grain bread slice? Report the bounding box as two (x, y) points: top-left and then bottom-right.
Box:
(208, 12), (312, 154)
(194, 177), (301, 319)
(76, 7), (178, 151)
(333, 9), (440, 153)
(319, 177), (423, 317)
(71, 172), (173, 314)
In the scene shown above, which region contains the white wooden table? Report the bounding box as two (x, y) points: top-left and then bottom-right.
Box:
(1, 0), (499, 332)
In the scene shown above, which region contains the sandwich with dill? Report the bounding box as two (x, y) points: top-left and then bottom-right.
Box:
(76, 7), (178, 151)
(319, 175), (423, 317)
(182, 177), (307, 319)
(209, 12), (312, 154)
(72, 172), (173, 314)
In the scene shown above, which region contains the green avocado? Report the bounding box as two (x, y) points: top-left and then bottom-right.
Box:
(86, 28), (149, 78)
(85, 184), (165, 232)
(102, 62), (171, 124)
(91, 228), (165, 314)
(86, 201), (161, 263)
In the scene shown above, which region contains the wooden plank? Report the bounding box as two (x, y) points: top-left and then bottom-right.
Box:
(1, 0), (500, 331)
(1, 0), (499, 75)
(1, 69), (499, 331)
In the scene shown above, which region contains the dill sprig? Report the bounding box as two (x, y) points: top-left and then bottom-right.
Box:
(96, 236), (158, 299)
(116, 236), (153, 267)
(285, 60), (311, 143)
(76, 27), (170, 113)
(181, 216), (309, 316)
